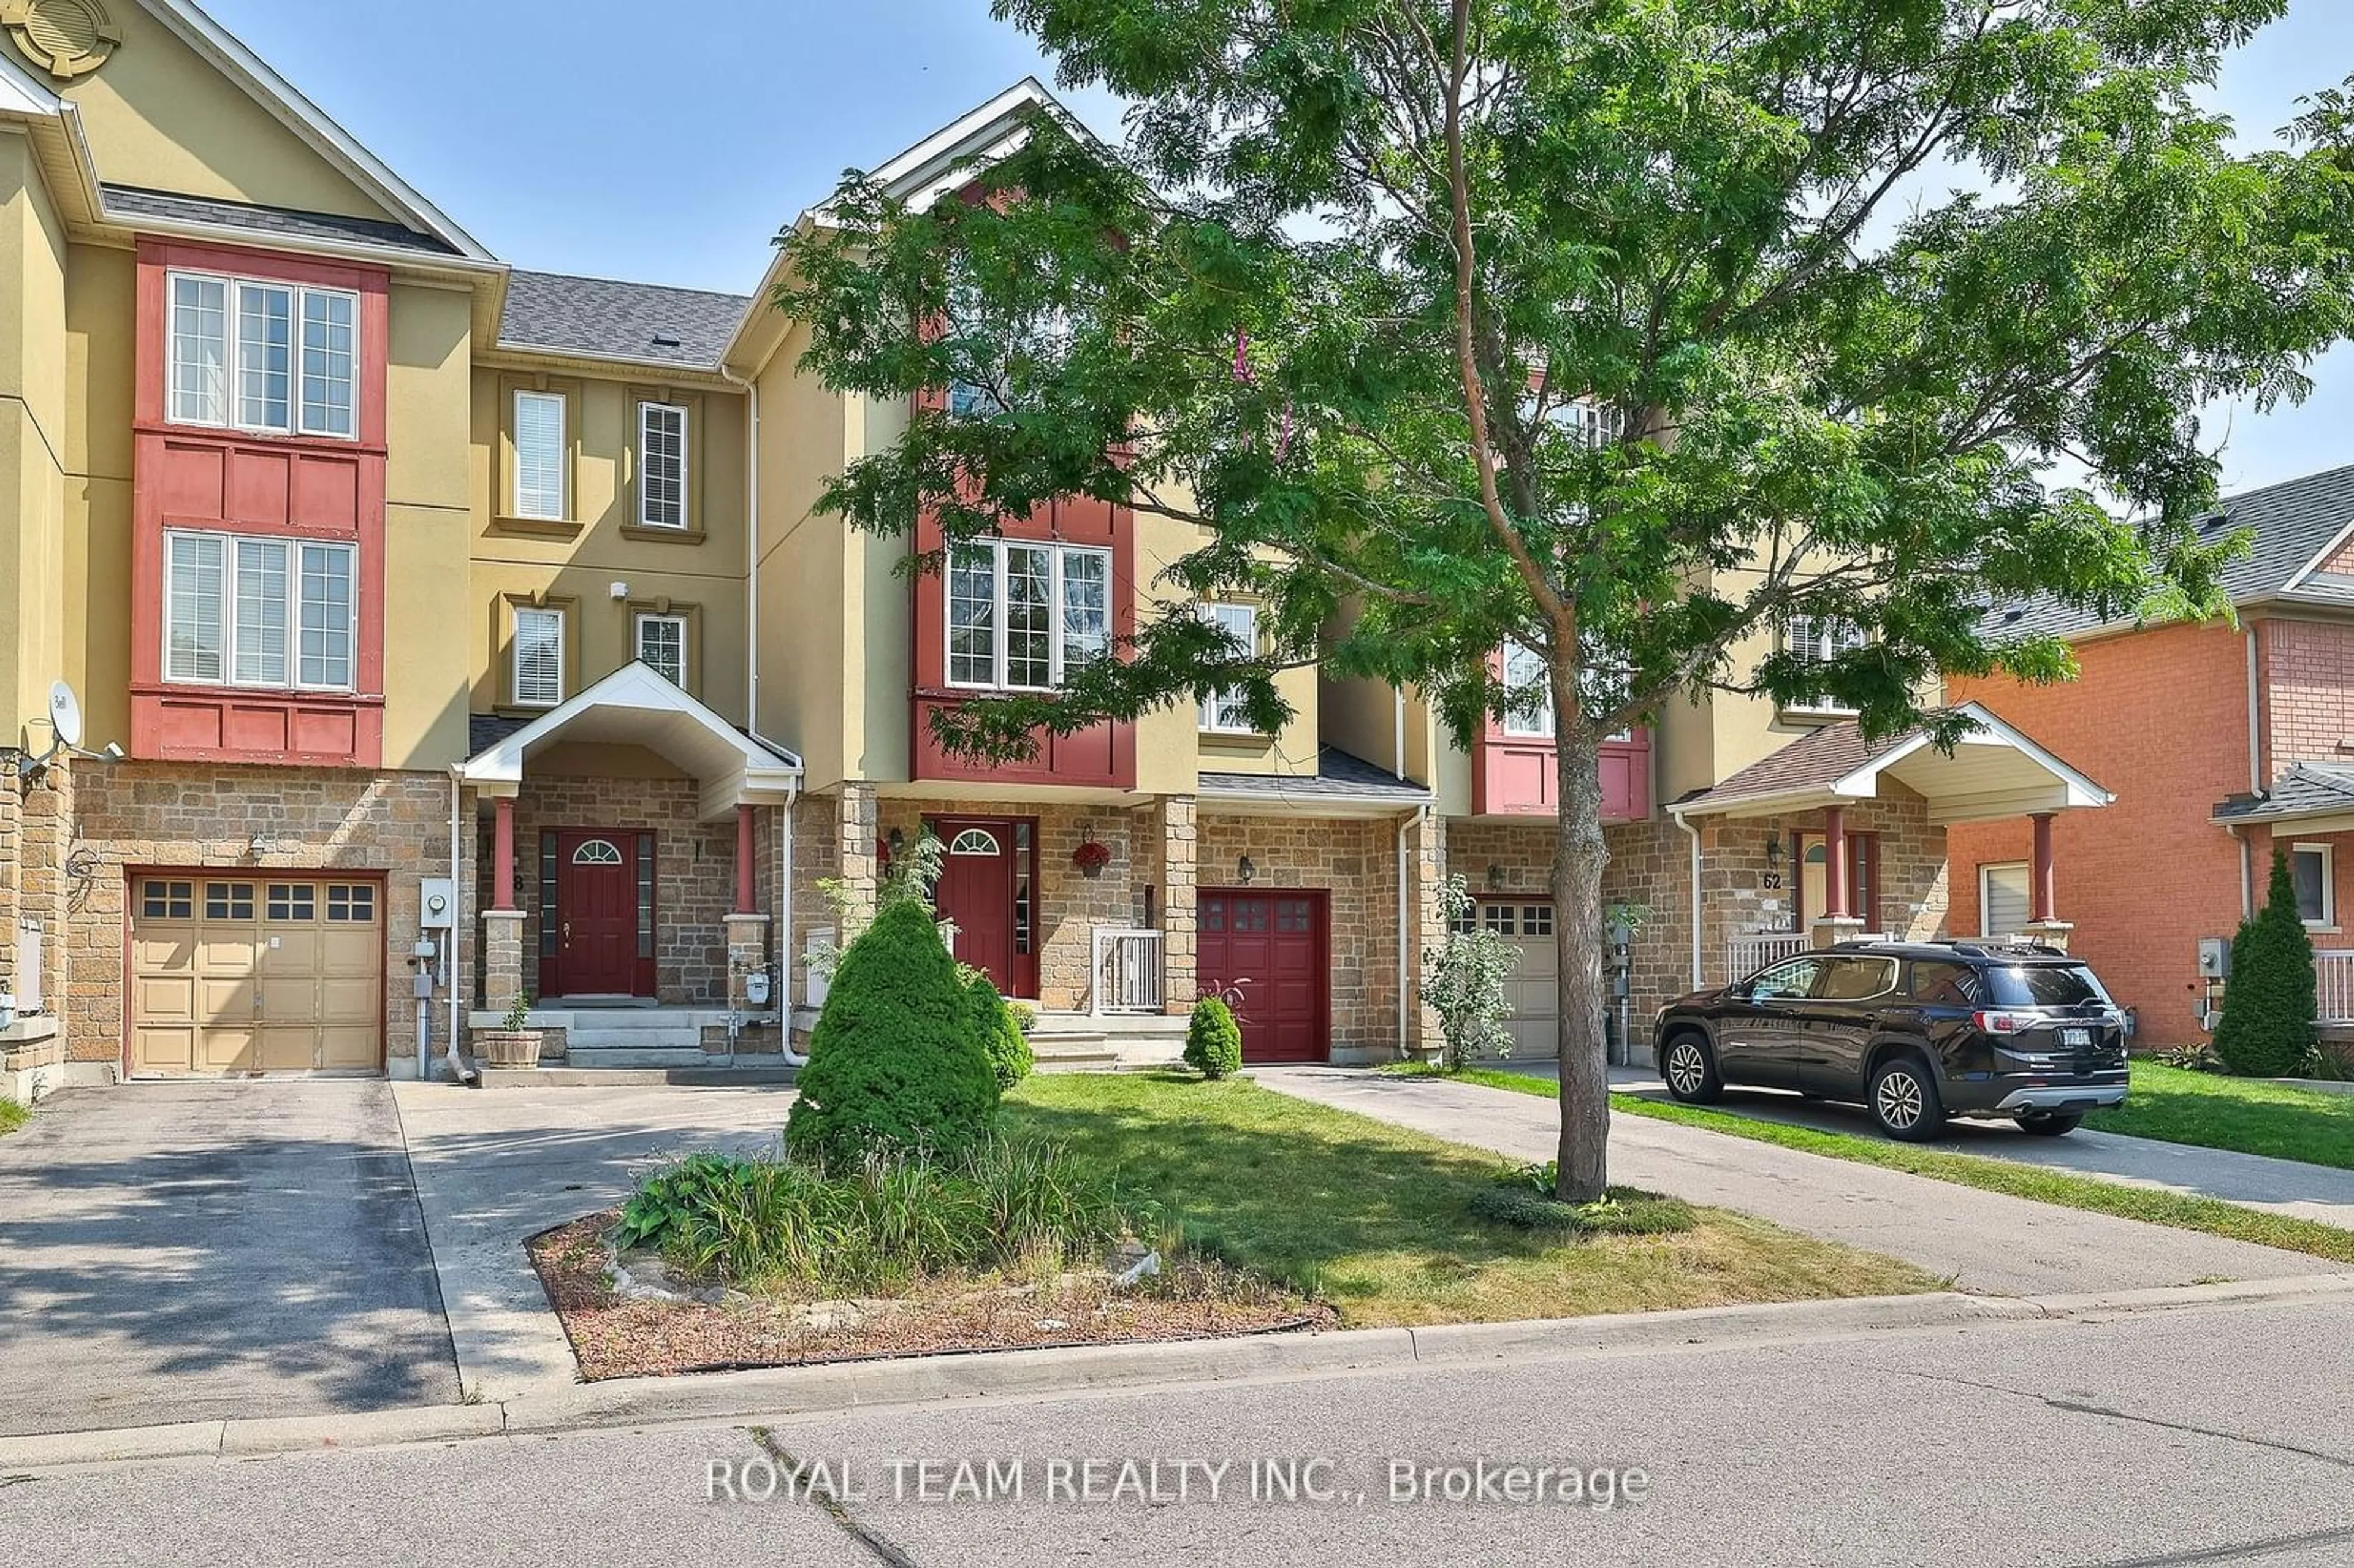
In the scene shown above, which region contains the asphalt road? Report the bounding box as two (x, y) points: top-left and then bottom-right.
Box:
(5, 1293), (2350, 1567)
(0, 1081), (459, 1435)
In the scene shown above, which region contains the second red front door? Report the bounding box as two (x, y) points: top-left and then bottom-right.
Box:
(1197, 889), (1328, 1063)
(546, 829), (653, 998)
(927, 816), (1037, 999)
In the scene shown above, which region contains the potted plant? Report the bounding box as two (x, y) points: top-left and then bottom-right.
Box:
(1073, 839), (1112, 879)
(476, 992), (544, 1068)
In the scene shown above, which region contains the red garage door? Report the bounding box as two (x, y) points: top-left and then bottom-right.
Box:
(1197, 889), (1328, 1064)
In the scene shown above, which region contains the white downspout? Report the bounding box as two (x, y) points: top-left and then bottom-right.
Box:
(726, 364), (809, 1068)
(1396, 804), (1423, 1059)
(1671, 806), (1703, 989)
(1393, 689), (1407, 780)
(445, 766), (469, 1082)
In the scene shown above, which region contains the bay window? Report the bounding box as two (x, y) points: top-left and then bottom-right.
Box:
(945, 540), (1110, 691)
(163, 530), (354, 691)
(167, 270), (359, 438)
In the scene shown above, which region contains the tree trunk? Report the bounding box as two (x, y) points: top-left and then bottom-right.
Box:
(1552, 706), (1612, 1204)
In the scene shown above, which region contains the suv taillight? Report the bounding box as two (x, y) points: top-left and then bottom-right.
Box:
(1973, 1010), (2037, 1035)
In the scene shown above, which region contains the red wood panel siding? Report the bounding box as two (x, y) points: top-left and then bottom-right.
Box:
(1471, 728), (1651, 821)
(128, 238), (389, 767)
(908, 481), (1139, 790)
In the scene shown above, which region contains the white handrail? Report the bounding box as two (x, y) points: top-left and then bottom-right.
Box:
(1091, 926), (1164, 1015)
(1724, 929), (1807, 983)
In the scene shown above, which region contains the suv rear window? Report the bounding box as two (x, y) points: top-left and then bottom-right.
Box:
(1984, 964), (2111, 1008)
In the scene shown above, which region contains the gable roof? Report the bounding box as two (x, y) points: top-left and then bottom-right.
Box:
(129, 0), (490, 262)
(1984, 462), (2354, 642)
(497, 270), (752, 370)
(101, 182), (461, 257)
(1678, 702), (2111, 825)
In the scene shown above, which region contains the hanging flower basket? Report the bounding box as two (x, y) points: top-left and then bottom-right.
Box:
(1073, 839), (1112, 878)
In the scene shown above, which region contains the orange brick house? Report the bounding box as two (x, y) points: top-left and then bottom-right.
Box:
(1950, 463), (2354, 1045)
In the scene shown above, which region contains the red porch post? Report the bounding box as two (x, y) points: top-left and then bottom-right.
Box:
(1823, 805), (1851, 919)
(2030, 812), (2057, 925)
(492, 796), (517, 912)
(734, 804), (758, 916)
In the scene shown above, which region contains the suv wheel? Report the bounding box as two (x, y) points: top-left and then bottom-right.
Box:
(1869, 1055), (1945, 1141)
(2014, 1113), (2082, 1137)
(1661, 1033), (1723, 1104)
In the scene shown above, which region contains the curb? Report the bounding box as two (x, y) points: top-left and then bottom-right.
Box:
(7, 1275), (2350, 1475)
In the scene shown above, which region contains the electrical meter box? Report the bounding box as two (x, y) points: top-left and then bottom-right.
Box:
(419, 878), (455, 930)
(2196, 937), (2230, 979)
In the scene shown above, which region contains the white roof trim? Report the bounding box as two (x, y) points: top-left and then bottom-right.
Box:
(458, 663), (801, 791)
(1685, 702), (2112, 821)
(2284, 512), (2354, 594)
(0, 50), (63, 116)
(137, 0), (495, 262)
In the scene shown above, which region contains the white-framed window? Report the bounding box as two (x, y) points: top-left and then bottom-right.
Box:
(512, 606), (565, 707)
(166, 270), (358, 438)
(1198, 603), (1260, 733)
(2291, 842), (2335, 928)
(635, 612), (686, 686)
(162, 529), (354, 691)
(944, 540), (1110, 691)
(637, 401), (688, 528)
(512, 390), (568, 520)
(1783, 615), (1866, 714)
(1979, 862), (2031, 938)
(1502, 638), (1554, 737)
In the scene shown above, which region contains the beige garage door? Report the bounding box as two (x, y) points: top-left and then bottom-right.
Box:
(1476, 900), (1558, 1058)
(129, 876), (383, 1076)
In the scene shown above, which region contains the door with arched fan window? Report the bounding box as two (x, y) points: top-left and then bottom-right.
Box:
(544, 828), (655, 997)
(924, 815), (1037, 998)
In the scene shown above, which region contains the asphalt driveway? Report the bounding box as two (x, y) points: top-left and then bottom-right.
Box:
(0, 1081), (459, 1437)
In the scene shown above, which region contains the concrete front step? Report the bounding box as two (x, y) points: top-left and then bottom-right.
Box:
(562, 1045), (715, 1070)
(481, 1064), (798, 1088)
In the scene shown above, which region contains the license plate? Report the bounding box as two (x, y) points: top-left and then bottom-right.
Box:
(2061, 1027), (2093, 1048)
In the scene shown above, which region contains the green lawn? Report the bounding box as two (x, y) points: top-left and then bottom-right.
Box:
(0, 1100), (26, 1138)
(2087, 1062), (2354, 1171)
(1000, 1072), (1937, 1327)
(1376, 1063), (2354, 1266)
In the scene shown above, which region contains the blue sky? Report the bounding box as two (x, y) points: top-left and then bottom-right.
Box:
(205, 0), (2348, 494)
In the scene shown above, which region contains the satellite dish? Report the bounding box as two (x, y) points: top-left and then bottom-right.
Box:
(48, 681), (83, 750)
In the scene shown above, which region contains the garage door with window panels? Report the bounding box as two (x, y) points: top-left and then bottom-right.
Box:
(1457, 900), (1558, 1058)
(129, 875), (383, 1076)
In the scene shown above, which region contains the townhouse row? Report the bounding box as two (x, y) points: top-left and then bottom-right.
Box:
(0, 2), (2150, 1098)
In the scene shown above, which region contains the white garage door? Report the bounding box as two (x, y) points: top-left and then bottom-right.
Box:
(1478, 900), (1557, 1059)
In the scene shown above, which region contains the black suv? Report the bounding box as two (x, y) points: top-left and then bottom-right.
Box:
(1651, 940), (2129, 1141)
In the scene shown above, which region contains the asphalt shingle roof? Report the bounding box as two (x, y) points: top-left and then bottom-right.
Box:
(497, 270), (752, 369)
(1985, 463), (2354, 641)
(102, 183), (461, 256)
(1198, 746), (1434, 802)
(2212, 762), (2354, 825)
(1685, 718), (1912, 812)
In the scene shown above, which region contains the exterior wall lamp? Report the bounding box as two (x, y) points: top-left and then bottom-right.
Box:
(1237, 855), (1256, 885)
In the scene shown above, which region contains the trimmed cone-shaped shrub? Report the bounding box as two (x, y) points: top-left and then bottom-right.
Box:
(969, 973), (1034, 1090)
(786, 900), (1002, 1166)
(2213, 848), (2318, 1078)
(1184, 997), (1243, 1079)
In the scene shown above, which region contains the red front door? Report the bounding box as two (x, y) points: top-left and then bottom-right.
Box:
(927, 816), (1036, 998)
(1198, 889), (1328, 1063)
(547, 830), (648, 997)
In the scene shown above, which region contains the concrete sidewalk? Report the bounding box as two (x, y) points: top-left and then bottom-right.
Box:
(1255, 1067), (2349, 1296)
(1509, 1060), (2354, 1230)
(392, 1081), (788, 1400)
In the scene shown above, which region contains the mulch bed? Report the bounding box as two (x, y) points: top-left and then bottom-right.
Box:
(527, 1211), (1334, 1380)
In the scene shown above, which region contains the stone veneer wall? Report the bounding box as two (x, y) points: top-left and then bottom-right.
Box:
(482, 774), (774, 1008)
(1, 756), (77, 1079)
(875, 797), (1156, 1010)
(69, 763), (454, 1066)
(1197, 812), (1406, 1056)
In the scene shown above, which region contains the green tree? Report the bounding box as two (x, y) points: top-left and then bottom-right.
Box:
(2213, 848), (2318, 1078)
(1183, 996), (1243, 1079)
(786, 900), (1002, 1166)
(1422, 875), (1520, 1070)
(775, 4), (2354, 1198)
(968, 972), (1036, 1090)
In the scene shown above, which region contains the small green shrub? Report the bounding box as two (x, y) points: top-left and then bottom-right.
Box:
(786, 900), (1002, 1166)
(1422, 875), (1520, 1067)
(968, 973), (1035, 1090)
(0, 1100), (29, 1137)
(1184, 996), (1243, 1079)
(2154, 1043), (2226, 1074)
(1471, 1170), (1697, 1237)
(2214, 850), (2318, 1078)
(615, 1138), (1135, 1292)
